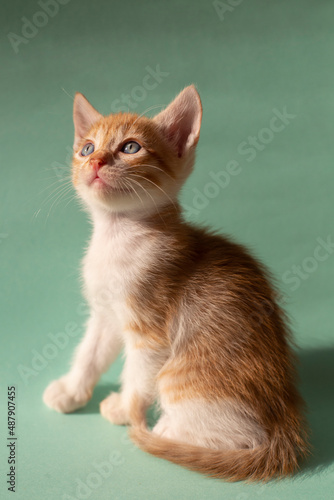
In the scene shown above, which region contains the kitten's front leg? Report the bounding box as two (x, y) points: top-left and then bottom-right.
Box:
(43, 313), (122, 413)
(100, 339), (168, 426)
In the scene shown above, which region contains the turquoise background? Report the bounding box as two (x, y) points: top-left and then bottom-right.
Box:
(1, 0), (334, 498)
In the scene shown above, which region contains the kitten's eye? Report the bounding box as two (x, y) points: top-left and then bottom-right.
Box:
(81, 143), (95, 156)
(121, 141), (141, 154)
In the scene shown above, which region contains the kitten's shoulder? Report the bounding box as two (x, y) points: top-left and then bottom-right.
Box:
(183, 220), (271, 277)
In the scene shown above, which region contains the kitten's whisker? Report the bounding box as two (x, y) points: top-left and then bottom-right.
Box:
(47, 183), (73, 207)
(51, 187), (74, 214)
(39, 182), (73, 215)
(123, 179), (138, 204)
(44, 174), (72, 183)
(119, 178), (136, 203)
(123, 178), (145, 208)
(61, 87), (75, 101)
(126, 177), (156, 206)
(125, 177), (167, 228)
(36, 178), (72, 198)
(64, 194), (77, 209)
(127, 173), (176, 209)
(45, 184), (73, 222)
(38, 181), (73, 211)
(32, 208), (41, 221)
(26, 177), (72, 216)
(54, 189), (75, 211)
(41, 165), (72, 173)
(124, 164), (174, 181)
(30, 186), (65, 221)
(37, 172), (71, 181)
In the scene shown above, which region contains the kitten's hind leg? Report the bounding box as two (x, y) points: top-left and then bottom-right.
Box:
(43, 314), (122, 413)
(153, 398), (267, 451)
(100, 391), (148, 426)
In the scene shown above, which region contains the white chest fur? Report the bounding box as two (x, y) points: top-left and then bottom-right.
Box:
(82, 213), (160, 328)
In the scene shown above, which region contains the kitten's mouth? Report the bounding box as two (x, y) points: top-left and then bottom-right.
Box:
(89, 172), (131, 194)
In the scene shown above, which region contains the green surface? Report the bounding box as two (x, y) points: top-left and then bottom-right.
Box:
(1, 0), (334, 498)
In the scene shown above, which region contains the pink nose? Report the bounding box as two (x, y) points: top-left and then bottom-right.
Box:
(90, 157), (106, 171)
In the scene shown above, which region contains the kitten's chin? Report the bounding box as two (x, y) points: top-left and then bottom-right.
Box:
(75, 183), (156, 215)
(90, 177), (132, 194)
(91, 177), (107, 189)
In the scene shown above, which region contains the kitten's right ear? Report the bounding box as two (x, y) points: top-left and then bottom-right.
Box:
(73, 93), (102, 149)
(153, 85), (202, 158)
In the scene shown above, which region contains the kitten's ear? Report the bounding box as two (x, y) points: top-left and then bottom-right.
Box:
(153, 85), (202, 158)
(73, 93), (102, 149)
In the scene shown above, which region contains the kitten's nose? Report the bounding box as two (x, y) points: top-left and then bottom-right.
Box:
(90, 157), (106, 171)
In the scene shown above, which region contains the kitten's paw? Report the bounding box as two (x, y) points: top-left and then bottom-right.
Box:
(153, 417), (175, 439)
(43, 377), (91, 413)
(100, 393), (130, 425)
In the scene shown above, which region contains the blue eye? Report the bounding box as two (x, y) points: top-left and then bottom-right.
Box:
(122, 141), (141, 154)
(81, 143), (95, 156)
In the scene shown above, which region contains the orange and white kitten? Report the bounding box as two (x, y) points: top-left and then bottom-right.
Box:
(43, 86), (308, 480)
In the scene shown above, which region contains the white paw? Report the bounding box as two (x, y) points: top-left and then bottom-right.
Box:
(43, 377), (91, 413)
(100, 392), (130, 425)
(153, 417), (175, 439)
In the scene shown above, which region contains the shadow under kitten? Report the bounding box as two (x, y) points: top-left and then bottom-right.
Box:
(74, 347), (334, 477)
(76, 383), (120, 415)
(298, 346), (334, 476)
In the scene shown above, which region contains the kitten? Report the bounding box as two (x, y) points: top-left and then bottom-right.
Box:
(43, 86), (308, 481)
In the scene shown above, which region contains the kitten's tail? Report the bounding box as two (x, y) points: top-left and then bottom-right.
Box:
(129, 424), (308, 481)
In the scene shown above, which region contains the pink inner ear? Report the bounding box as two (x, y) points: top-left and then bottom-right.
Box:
(154, 86), (202, 157)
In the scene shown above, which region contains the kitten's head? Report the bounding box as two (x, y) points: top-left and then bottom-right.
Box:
(71, 86), (202, 214)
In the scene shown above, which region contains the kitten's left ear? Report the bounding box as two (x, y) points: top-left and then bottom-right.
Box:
(73, 93), (103, 149)
(153, 85), (202, 158)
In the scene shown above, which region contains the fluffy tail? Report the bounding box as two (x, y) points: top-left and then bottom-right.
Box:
(129, 424), (308, 481)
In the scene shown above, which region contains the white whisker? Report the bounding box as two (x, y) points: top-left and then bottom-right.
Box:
(61, 87), (75, 101)
(36, 178), (72, 198)
(38, 181), (73, 209)
(126, 173), (176, 209)
(125, 176), (168, 227)
(45, 184), (73, 222)
(64, 194), (77, 209)
(122, 178), (145, 208)
(31, 179), (73, 222)
(124, 164), (174, 181)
